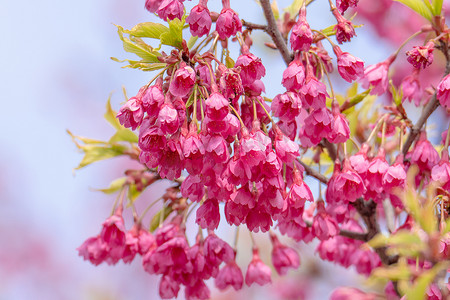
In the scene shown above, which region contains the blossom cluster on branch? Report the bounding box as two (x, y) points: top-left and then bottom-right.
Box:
(72, 0), (450, 299)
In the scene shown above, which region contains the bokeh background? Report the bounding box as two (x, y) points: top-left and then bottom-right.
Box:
(1, 0), (447, 299)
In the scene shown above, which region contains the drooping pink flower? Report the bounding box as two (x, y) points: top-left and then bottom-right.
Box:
(169, 64), (196, 97)
(138, 120), (166, 151)
(215, 259), (244, 291)
(411, 131), (440, 172)
(282, 60), (305, 92)
(353, 250), (381, 276)
(332, 9), (356, 44)
(225, 199), (250, 226)
(142, 81), (165, 117)
(245, 248), (271, 286)
(289, 4), (313, 51)
(196, 198), (220, 230)
(406, 41), (434, 69)
(431, 151), (450, 190)
(235, 51), (266, 86)
(216, 1), (242, 40)
(156, 0), (184, 21)
(203, 233), (234, 267)
(271, 92), (302, 122)
(273, 132), (299, 165)
(100, 212), (127, 265)
(185, 280), (210, 300)
(365, 148), (389, 200)
(159, 275), (180, 299)
(300, 65), (329, 109)
(426, 284), (443, 300)
(186, 1), (212, 37)
(158, 137), (184, 180)
(302, 107), (334, 145)
(333, 159), (366, 203)
(336, 0), (359, 14)
(361, 56), (394, 96)
(437, 74), (450, 109)
(205, 92), (229, 120)
(312, 201), (340, 240)
(77, 236), (108, 266)
(181, 174), (205, 202)
(401, 69), (422, 106)
(117, 96), (144, 130)
(349, 143), (370, 178)
(143, 236), (189, 275)
(246, 206), (273, 233)
(181, 125), (205, 175)
(270, 233), (300, 275)
(334, 46), (364, 82)
(158, 100), (180, 135)
(329, 101), (350, 143)
(330, 287), (376, 300)
(122, 227), (139, 264)
(203, 134), (230, 164)
(383, 154), (407, 192)
(145, 0), (162, 13)
(239, 129), (271, 168)
(219, 66), (244, 100)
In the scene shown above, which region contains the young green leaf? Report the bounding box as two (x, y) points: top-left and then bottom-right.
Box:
(393, 0), (433, 21)
(160, 17), (185, 49)
(432, 0), (444, 16)
(95, 177), (127, 194)
(123, 22), (170, 39)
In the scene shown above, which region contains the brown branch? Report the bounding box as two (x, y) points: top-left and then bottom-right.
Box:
(297, 158), (328, 184)
(402, 44), (450, 156)
(259, 0), (293, 65)
(242, 20), (268, 31)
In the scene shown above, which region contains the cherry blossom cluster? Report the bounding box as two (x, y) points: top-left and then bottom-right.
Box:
(74, 0), (450, 298)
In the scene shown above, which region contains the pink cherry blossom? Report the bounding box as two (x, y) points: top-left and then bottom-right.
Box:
(406, 41), (434, 69)
(289, 5), (313, 51)
(271, 92), (302, 122)
(216, 2), (242, 39)
(169, 64), (196, 97)
(245, 249), (271, 286)
(117, 96), (144, 130)
(437, 74), (450, 109)
(215, 259), (244, 291)
(334, 46), (364, 82)
(235, 51), (266, 86)
(196, 198), (220, 230)
(77, 236), (108, 266)
(156, 0), (184, 21)
(186, 1), (211, 37)
(270, 233), (300, 275)
(282, 60), (306, 92)
(361, 56), (394, 96)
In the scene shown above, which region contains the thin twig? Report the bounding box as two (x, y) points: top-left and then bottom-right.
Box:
(242, 20), (268, 31)
(297, 158), (328, 184)
(259, 0), (293, 65)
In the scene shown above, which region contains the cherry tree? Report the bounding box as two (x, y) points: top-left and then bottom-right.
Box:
(71, 0), (450, 299)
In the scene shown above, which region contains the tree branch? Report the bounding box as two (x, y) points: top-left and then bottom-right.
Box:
(259, 0), (293, 65)
(297, 158), (328, 184)
(242, 20), (268, 31)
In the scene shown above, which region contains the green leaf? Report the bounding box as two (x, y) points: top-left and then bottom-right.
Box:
(394, 0), (433, 21)
(187, 36), (198, 49)
(271, 0), (280, 20)
(123, 22), (169, 39)
(404, 263), (450, 300)
(109, 129), (138, 144)
(371, 258), (411, 281)
(443, 218), (450, 234)
(160, 17), (185, 49)
(116, 25), (162, 62)
(432, 0), (444, 15)
(150, 206), (174, 232)
(74, 143), (128, 170)
(95, 177), (127, 194)
(185, 89), (196, 109)
(104, 95), (122, 131)
(111, 57), (166, 71)
(284, 0), (303, 17)
(225, 55), (235, 68)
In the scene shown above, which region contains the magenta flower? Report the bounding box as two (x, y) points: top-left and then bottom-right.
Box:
(205, 92), (229, 120)
(437, 73), (450, 109)
(274, 129), (300, 164)
(225, 199), (250, 226)
(411, 131), (439, 172)
(271, 92), (302, 122)
(270, 234), (300, 275)
(169, 64), (196, 97)
(333, 159), (366, 203)
(181, 125), (205, 175)
(300, 66), (329, 109)
(235, 51), (266, 86)
(77, 236), (108, 266)
(361, 57), (393, 96)
(138, 119), (166, 151)
(156, 0), (184, 21)
(216, 2), (242, 40)
(289, 5), (313, 51)
(312, 202), (340, 241)
(336, 0), (359, 14)
(100, 212), (127, 265)
(203, 233), (234, 267)
(406, 41), (434, 69)
(382, 155), (406, 192)
(145, 0), (162, 13)
(329, 101), (351, 143)
(282, 60), (306, 92)
(286, 169), (314, 209)
(401, 70), (422, 106)
(302, 107), (334, 145)
(334, 46), (364, 82)
(185, 280), (210, 300)
(186, 1), (211, 37)
(181, 174), (205, 202)
(196, 198), (220, 230)
(332, 9), (356, 44)
(142, 82), (164, 118)
(431, 152), (450, 190)
(245, 249), (271, 286)
(365, 148), (389, 197)
(215, 260), (244, 291)
(159, 275), (180, 299)
(219, 66), (244, 100)
(116, 96), (144, 130)
(158, 137), (184, 180)
(330, 287), (376, 300)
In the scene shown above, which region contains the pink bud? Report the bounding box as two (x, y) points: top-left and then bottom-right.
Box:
(186, 3), (212, 37)
(270, 234), (300, 275)
(245, 249), (272, 286)
(156, 0), (184, 21)
(406, 41), (434, 69)
(216, 8), (242, 39)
